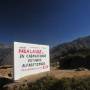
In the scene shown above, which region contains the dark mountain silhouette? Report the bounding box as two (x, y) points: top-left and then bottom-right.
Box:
(51, 36), (90, 69)
(0, 44), (13, 66)
(51, 36), (90, 58)
(0, 35), (90, 67)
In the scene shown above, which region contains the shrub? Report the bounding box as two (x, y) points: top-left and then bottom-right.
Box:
(28, 77), (90, 90)
(2, 76), (90, 90)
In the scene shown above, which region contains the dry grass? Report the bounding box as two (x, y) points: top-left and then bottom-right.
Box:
(0, 65), (90, 81)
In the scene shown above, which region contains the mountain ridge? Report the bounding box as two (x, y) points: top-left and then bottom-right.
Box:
(51, 35), (90, 57)
(0, 35), (90, 66)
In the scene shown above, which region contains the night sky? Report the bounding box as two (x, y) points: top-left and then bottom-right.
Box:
(0, 0), (90, 47)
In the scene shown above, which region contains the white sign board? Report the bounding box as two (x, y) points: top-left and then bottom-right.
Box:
(14, 42), (50, 80)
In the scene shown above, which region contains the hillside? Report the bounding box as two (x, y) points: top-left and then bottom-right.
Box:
(51, 36), (90, 69)
(0, 36), (90, 89)
(0, 44), (13, 66)
(51, 36), (90, 57)
(0, 36), (90, 67)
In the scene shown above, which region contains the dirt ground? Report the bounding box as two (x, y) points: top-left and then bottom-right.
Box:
(0, 66), (90, 82)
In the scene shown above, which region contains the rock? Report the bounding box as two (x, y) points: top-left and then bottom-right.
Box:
(75, 67), (89, 71)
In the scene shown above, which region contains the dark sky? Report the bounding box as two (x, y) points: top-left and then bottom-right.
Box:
(0, 0), (90, 47)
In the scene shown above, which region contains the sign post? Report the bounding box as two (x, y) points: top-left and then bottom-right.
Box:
(14, 42), (50, 80)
